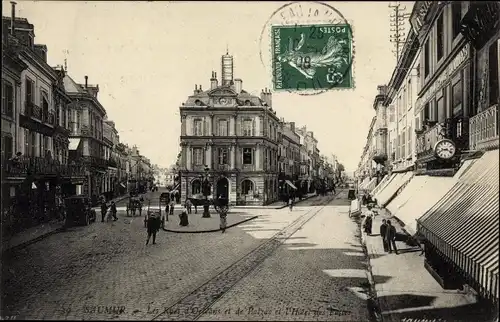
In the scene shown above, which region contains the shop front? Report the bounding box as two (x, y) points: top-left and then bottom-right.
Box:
(415, 42), (472, 172)
(417, 150), (499, 301)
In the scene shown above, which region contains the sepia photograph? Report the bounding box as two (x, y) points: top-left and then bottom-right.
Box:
(1, 1), (499, 321)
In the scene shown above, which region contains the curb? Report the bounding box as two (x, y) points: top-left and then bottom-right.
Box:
(162, 215), (259, 234)
(2, 226), (66, 255)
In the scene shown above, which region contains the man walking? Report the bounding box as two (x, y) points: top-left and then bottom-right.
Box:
(110, 201), (118, 221)
(146, 214), (160, 245)
(380, 219), (389, 252)
(185, 199), (192, 214)
(101, 202), (108, 223)
(385, 220), (398, 254)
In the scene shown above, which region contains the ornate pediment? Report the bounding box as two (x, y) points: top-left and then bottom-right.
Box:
(208, 88), (237, 97)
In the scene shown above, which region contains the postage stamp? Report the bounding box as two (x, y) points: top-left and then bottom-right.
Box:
(271, 24), (353, 92)
(259, 1), (355, 95)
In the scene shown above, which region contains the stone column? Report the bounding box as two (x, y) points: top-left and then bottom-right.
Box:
(230, 143), (236, 169)
(255, 143), (261, 170)
(186, 145), (192, 170)
(255, 116), (261, 136)
(206, 143), (212, 168)
(209, 113), (214, 136)
(181, 115), (187, 136)
(229, 117), (235, 136)
(233, 114), (237, 136)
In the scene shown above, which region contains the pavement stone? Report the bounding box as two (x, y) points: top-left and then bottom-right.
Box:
(163, 211), (257, 233)
(1, 194), (332, 320)
(192, 192), (371, 322)
(361, 206), (495, 322)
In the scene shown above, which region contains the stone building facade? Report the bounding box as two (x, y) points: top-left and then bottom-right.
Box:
(179, 52), (281, 206)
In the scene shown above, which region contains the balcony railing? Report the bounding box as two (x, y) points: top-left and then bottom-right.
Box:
(25, 101), (42, 119)
(469, 104), (499, 151)
(416, 123), (445, 158)
(3, 156), (86, 177)
(81, 156), (108, 168)
(217, 164), (230, 171)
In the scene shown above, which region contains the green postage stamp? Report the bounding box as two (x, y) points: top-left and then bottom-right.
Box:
(272, 24), (353, 92)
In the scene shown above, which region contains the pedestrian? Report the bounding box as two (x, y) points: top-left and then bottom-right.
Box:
(385, 220), (398, 254)
(288, 196), (294, 211)
(194, 203), (198, 214)
(101, 202), (108, 223)
(169, 199), (175, 216)
(138, 199), (143, 217)
(219, 206), (227, 233)
(380, 219), (389, 252)
(185, 199), (192, 214)
(146, 214), (160, 245)
(364, 205), (374, 235)
(110, 201), (118, 221)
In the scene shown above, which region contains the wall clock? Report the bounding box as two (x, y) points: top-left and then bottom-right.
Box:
(434, 139), (456, 159)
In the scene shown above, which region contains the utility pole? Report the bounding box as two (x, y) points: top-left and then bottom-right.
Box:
(389, 2), (411, 61)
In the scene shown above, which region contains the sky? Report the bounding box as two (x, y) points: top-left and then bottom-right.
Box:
(3, 1), (414, 171)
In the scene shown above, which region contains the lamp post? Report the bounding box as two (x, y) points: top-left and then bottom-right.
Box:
(201, 165), (211, 218)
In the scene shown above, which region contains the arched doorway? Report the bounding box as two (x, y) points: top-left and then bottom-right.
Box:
(216, 177), (229, 199)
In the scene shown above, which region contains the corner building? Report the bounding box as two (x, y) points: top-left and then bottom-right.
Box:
(179, 52), (281, 206)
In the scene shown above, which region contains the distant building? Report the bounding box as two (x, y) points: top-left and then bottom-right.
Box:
(178, 51), (281, 205)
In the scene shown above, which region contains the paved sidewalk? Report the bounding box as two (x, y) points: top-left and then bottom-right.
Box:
(361, 206), (493, 322)
(233, 192), (317, 209)
(163, 210), (257, 233)
(2, 194), (129, 254)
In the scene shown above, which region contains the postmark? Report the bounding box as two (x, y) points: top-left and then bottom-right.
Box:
(259, 1), (355, 95)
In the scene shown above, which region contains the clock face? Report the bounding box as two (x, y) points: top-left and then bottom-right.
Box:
(219, 97), (229, 105)
(434, 140), (456, 159)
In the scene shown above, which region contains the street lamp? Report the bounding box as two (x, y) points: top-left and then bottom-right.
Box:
(201, 165), (211, 218)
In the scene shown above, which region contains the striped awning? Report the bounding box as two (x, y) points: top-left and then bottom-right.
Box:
(365, 177), (378, 192)
(417, 150), (499, 300)
(374, 172), (413, 207)
(371, 174), (393, 196)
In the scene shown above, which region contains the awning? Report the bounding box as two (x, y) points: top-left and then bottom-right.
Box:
(285, 180), (297, 190)
(68, 138), (81, 150)
(371, 174), (394, 196)
(365, 177), (377, 192)
(417, 150), (499, 300)
(374, 172), (413, 207)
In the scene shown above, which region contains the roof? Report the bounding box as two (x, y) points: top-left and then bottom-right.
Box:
(63, 74), (86, 94)
(184, 84), (264, 107)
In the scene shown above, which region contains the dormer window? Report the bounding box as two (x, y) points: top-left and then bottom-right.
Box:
(245, 100), (251, 106)
(195, 100), (203, 106)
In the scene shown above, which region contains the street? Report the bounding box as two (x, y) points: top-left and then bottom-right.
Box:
(1, 190), (371, 321)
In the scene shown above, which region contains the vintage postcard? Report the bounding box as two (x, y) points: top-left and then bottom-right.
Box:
(1, 1), (499, 321)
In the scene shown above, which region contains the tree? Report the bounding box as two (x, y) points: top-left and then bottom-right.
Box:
(337, 163), (345, 172)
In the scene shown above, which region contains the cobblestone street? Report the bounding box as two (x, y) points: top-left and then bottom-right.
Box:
(1, 191), (369, 321)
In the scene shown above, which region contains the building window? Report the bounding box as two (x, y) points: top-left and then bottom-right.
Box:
(2, 135), (13, 158)
(194, 119), (203, 136)
(25, 78), (34, 105)
(437, 96), (446, 122)
(452, 2), (462, 40)
(31, 132), (37, 157)
(407, 78), (412, 108)
(242, 119), (253, 136)
(489, 41), (499, 107)
(191, 179), (201, 195)
(424, 41), (430, 78)
(401, 131), (406, 159)
(407, 126), (412, 156)
(24, 129), (29, 155)
(241, 179), (254, 195)
(242, 147), (253, 165)
(193, 148), (204, 165)
(452, 80), (463, 116)
(437, 14), (444, 61)
(218, 148), (228, 164)
(218, 119), (228, 136)
(41, 91), (49, 122)
(2, 81), (14, 117)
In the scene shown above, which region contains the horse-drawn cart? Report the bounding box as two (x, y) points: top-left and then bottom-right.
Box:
(126, 196), (142, 217)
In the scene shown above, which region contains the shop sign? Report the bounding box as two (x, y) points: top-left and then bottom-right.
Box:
(416, 44), (470, 111)
(410, 1), (434, 34)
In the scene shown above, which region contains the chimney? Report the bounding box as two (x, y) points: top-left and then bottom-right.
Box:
(194, 84), (198, 94)
(377, 85), (388, 96)
(234, 78), (242, 93)
(210, 71), (218, 90)
(307, 131), (314, 139)
(84, 76), (88, 89)
(290, 122), (295, 132)
(10, 2), (16, 36)
(34, 44), (47, 63)
(199, 84), (202, 92)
